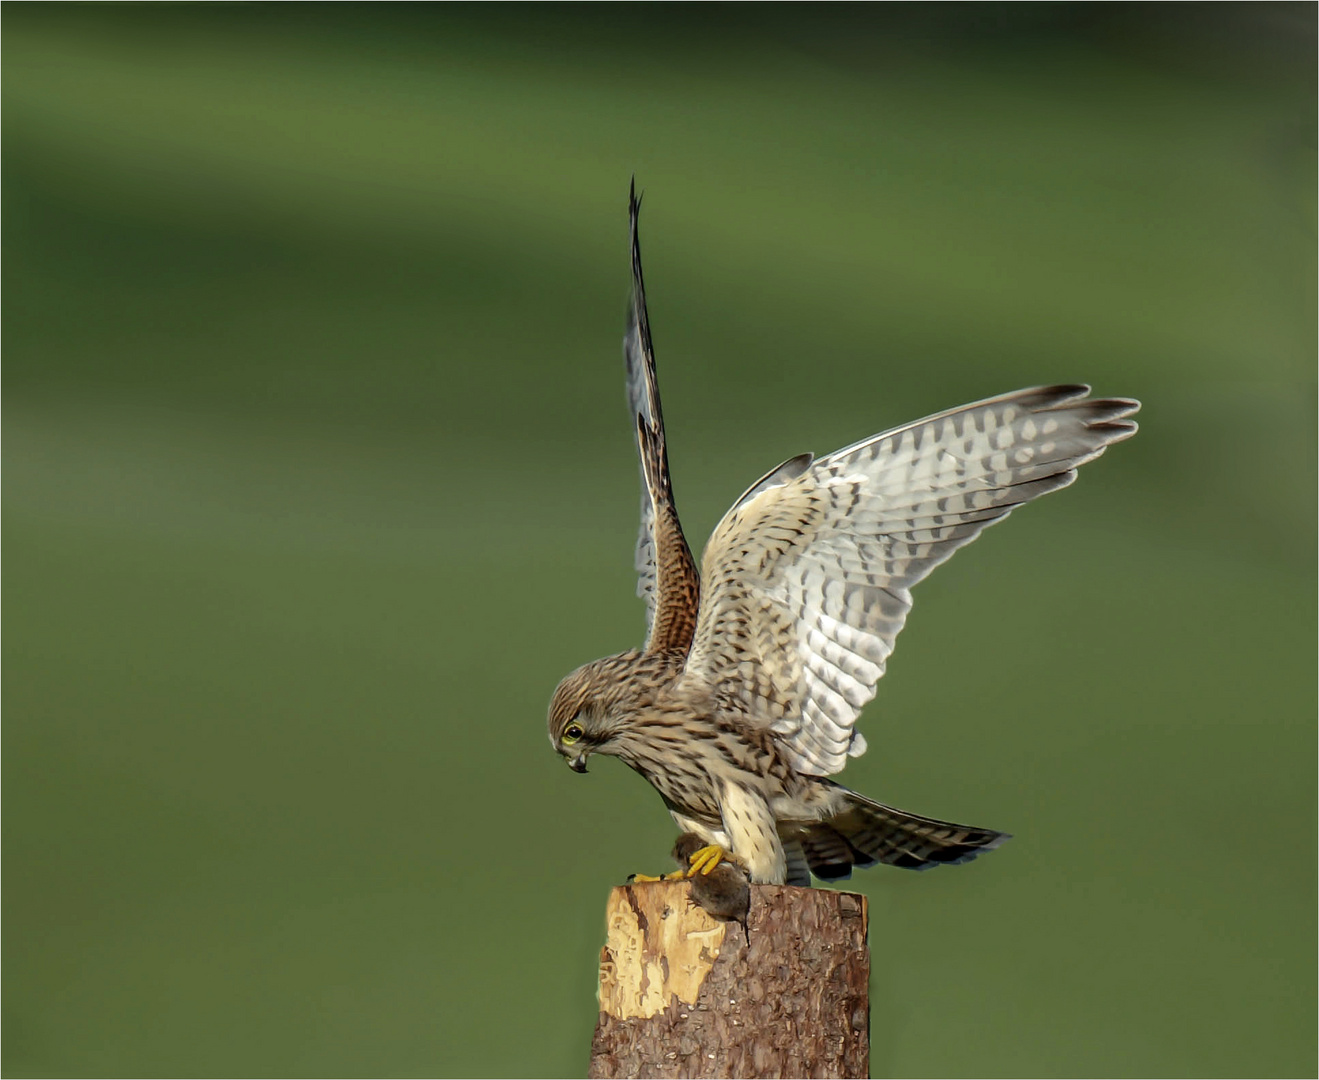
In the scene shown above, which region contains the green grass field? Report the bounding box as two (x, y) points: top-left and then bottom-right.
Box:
(4, 7), (1315, 1077)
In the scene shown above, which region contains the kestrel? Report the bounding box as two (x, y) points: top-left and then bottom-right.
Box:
(548, 184), (1139, 886)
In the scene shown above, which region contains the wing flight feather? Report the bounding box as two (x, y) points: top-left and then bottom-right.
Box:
(680, 385), (1139, 775)
(623, 182), (700, 654)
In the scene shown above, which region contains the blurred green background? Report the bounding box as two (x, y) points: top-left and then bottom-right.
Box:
(4, 4), (1315, 1077)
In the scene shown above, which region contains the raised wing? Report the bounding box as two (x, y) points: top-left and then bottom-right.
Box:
(623, 182), (700, 654)
(681, 385), (1139, 775)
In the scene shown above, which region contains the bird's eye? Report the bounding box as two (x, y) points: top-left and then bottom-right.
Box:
(563, 723), (585, 745)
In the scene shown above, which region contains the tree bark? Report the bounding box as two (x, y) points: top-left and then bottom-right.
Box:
(588, 881), (869, 1079)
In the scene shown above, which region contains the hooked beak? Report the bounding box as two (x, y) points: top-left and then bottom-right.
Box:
(567, 752), (588, 774)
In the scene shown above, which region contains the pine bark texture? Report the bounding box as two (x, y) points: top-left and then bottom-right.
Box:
(588, 882), (869, 1079)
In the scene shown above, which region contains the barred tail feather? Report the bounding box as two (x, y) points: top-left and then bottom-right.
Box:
(782, 838), (813, 887)
(818, 792), (1010, 875)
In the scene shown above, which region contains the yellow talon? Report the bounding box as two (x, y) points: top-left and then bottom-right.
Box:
(632, 843), (736, 883)
(685, 844), (728, 877)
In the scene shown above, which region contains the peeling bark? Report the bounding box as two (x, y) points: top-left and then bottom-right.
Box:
(589, 882), (869, 1079)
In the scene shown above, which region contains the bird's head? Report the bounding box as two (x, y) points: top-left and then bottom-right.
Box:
(547, 650), (653, 773)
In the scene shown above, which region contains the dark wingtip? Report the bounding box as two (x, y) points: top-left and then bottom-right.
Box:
(628, 180), (643, 270)
(627, 184), (650, 349)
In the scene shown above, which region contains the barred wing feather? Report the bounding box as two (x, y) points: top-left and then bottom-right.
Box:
(624, 212), (661, 628)
(681, 384), (1139, 776)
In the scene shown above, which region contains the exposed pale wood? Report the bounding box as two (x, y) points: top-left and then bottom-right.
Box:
(589, 882), (869, 1079)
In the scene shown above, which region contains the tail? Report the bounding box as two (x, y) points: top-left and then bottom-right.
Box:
(793, 791), (1011, 881)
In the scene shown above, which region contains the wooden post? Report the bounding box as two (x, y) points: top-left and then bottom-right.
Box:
(588, 881), (869, 1079)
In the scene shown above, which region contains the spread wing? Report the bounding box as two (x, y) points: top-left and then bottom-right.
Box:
(623, 182), (700, 654)
(680, 385), (1140, 775)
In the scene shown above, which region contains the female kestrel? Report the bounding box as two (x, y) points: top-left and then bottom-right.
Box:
(548, 185), (1139, 886)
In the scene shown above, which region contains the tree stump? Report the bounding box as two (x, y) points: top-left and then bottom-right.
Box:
(588, 881), (869, 1079)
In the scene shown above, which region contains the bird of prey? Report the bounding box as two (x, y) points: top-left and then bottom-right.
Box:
(548, 184), (1139, 886)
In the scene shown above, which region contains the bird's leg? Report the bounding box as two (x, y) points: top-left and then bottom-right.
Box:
(631, 830), (722, 883)
(684, 844), (732, 877)
(666, 831), (741, 880)
(628, 869), (688, 883)
(716, 781), (787, 884)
